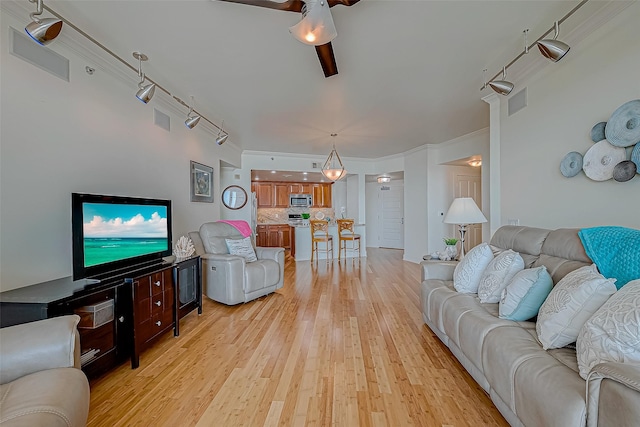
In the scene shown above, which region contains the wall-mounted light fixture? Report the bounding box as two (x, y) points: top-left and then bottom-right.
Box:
(25, 0), (62, 45)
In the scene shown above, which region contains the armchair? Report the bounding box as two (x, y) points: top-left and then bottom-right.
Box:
(189, 222), (285, 305)
(0, 315), (90, 426)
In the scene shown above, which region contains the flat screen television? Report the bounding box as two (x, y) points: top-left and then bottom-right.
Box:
(72, 193), (172, 280)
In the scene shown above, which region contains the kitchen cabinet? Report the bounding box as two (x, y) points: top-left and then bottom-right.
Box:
(274, 183), (290, 208)
(256, 224), (291, 249)
(254, 183), (274, 208)
(289, 183), (312, 194)
(312, 183), (332, 208)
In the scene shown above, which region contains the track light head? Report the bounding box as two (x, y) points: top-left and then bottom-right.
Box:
(136, 83), (156, 104)
(216, 133), (228, 145)
(537, 21), (570, 62)
(25, 0), (62, 45)
(185, 115), (201, 129)
(488, 66), (514, 96)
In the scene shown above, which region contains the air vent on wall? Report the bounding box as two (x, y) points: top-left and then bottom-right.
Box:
(10, 27), (69, 81)
(154, 108), (170, 131)
(508, 87), (527, 116)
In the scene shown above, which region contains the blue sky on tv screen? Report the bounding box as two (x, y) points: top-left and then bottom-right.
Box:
(83, 203), (168, 238)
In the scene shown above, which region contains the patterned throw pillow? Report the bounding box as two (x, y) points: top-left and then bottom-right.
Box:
(477, 250), (525, 303)
(453, 242), (494, 293)
(499, 266), (553, 321)
(536, 264), (617, 350)
(225, 237), (257, 262)
(576, 279), (640, 379)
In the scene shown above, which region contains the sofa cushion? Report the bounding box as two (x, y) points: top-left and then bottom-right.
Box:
(200, 222), (243, 254)
(453, 242), (494, 293)
(536, 264), (617, 350)
(499, 266), (553, 321)
(0, 368), (90, 427)
(489, 225), (550, 268)
(532, 228), (592, 285)
(576, 279), (640, 379)
(477, 250), (525, 303)
(225, 237), (257, 262)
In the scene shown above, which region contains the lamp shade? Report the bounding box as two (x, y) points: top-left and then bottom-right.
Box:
(443, 198), (487, 225)
(289, 0), (337, 46)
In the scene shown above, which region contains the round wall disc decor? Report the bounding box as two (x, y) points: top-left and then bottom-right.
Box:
(612, 160), (637, 182)
(605, 99), (640, 147)
(582, 140), (626, 181)
(631, 143), (640, 174)
(590, 122), (606, 143)
(560, 151), (583, 177)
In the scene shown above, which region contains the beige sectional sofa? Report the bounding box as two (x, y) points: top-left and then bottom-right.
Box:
(420, 226), (640, 427)
(0, 315), (90, 426)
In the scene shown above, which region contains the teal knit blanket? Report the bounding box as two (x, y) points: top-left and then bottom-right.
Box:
(578, 226), (640, 289)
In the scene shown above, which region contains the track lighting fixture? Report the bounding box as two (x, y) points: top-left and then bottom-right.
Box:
(488, 66), (514, 96)
(185, 96), (201, 129)
(133, 52), (156, 104)
(537, 21), (570, 62)
(215, 121), (228, 145)
(25, 0), (62, 45)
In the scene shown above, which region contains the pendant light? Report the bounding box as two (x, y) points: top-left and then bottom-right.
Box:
(185, 96), (201, 129)
(133, 52), (156, 104)
(322, 134), (346, 181)
(537, 21), (570, 62)
(25, 0), (62, 45)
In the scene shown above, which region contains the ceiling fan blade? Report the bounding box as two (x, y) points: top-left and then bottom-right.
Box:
(316, 42), (338, 78)
(327, 0), (361, 7)
(216, 0), (303, 13)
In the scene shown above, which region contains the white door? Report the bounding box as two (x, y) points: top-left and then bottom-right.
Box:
(379, 183), (404, 249)
(454, 174), (482, 252)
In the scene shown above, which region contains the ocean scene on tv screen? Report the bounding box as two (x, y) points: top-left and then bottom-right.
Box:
(83, 203), (168, 267)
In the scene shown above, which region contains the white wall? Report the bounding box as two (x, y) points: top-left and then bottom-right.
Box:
(0, 10), (239, 291)
(403, 147), (429, 263)
(500, 3), (640, 229)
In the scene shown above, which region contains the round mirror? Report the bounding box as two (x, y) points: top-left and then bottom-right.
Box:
(221, 185), (248, 210)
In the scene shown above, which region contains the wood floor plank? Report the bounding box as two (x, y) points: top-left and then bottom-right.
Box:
(86, 248), (507, 426)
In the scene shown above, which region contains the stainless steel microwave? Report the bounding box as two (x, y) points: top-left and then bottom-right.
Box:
(290, 194), (312, 207)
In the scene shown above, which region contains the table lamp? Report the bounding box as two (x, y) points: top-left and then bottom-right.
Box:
(443, 197), (487, 259)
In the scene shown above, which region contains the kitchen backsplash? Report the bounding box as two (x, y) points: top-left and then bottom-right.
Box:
(258, 207), (336, 224)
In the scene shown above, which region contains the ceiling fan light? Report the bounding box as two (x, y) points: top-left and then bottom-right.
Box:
(289, 0), (337, 46)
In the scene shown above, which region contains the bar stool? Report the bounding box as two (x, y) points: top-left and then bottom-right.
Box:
(336, 219), (361, 259)
(310, 219), (333, 262)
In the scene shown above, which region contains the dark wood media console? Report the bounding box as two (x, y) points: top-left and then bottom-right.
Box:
(0, 256), (202, 379)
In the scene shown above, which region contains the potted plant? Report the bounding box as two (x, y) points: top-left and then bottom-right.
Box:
(443, 237), (459, 260)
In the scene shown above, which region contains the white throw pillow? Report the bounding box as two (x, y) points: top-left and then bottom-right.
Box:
(225, 237), (257, 262)
(477, 250), (525, 303)
(576, 279), (640, 379)
(499, 266), (553, 321)
(453, 242), (494, 293)
(536, 264), (617, 350)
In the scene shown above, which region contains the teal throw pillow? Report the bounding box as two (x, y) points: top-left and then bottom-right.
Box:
(499, 266), (553, 321)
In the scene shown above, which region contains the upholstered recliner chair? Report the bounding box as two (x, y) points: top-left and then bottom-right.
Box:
(189, 222), (285, 305)
(0, 315), (90, 426)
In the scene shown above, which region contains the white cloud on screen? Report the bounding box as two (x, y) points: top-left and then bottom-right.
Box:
(84, 212), (167, 238)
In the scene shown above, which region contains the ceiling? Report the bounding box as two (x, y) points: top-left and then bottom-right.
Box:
(252, 169), (404, 183)
(41, 1), (583, 158)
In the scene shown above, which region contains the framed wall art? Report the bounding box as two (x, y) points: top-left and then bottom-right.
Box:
(190, 161), (214, 203)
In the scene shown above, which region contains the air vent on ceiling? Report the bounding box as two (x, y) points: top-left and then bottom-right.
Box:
(508, 88), (527, 116)
(10, 27), (69, 81)
(154, 108), (170, 131)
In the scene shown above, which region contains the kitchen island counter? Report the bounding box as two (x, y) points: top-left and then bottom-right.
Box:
(292, 223), (366, 261)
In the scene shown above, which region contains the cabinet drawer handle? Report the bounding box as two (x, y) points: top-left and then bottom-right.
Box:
(119, 316), (125, 323)
(155, 301), (162, 307)
(154, 281), (161, 287)
(156, 321), (162, 327)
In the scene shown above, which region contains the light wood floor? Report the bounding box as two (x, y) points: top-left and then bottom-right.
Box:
(87, 248), (507, 427)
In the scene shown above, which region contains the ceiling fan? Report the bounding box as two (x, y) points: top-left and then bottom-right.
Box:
(217, 0), (361, 78)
